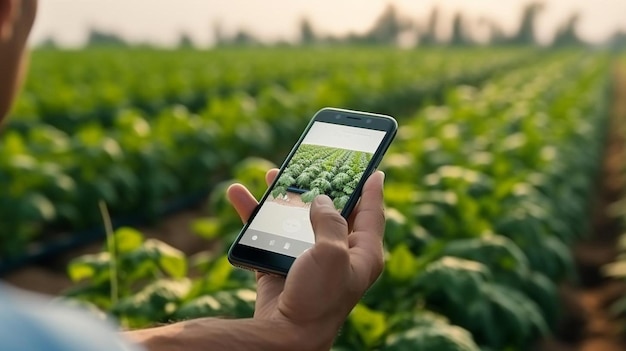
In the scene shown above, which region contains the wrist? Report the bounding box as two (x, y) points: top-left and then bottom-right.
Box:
(123, 323), (184, 351)
(263, 311), (342, 351)
(266, 318), (334, 351)
(125, 317), (334, 351)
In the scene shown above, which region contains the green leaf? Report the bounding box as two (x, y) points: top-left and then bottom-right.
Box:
(132, 239), (187, 278)
(416, 256), (491, 306)
(208, 179), (238, 221)
(94, 180), (118, 204)
(442, 235), (529, 287)
(301, 188), (321, 203)
(212, 290), (255, 317)
(174, 295), (223, 320)
(62, 281), (114, 311)
(387, 244), (418, 282)
(191, 217), (222, 240)
(67, 252), (111, 283)
(113, 278), (191, 323)
(388, 309), (451, 331)
(200, 255), (234, 293)
(3, 132), (26, 154)
(349, 304), (387, 348)
(523, 271), (558, 327)
(385, 324), (479, 351)
(271, 186), (287, 199)
(113, 227), (144, 253)
(232, 289), (256, 317)
(384, 208), (408, 249)
(153, 242), (187, 278)
(24, 193), (56, 221)
(333, 195), (349, 209)
(542, 236), (575, 280)
(481, 283), (549, 346)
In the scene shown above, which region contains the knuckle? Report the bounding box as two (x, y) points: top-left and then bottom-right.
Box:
(314, 207), (347, 229)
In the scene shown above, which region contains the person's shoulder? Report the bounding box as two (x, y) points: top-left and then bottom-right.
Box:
(0, 283), (142, 351)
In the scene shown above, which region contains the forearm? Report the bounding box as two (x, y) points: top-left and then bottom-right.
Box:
(124, 318), (327, 351)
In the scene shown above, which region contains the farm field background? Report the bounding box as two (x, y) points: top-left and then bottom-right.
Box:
(1, 45), (626, 351)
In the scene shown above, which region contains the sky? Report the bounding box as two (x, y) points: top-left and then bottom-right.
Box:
(30, 0), (626, 47)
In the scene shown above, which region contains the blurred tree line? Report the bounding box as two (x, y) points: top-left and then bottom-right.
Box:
(212, 2), (624, 50)
(40, 2), (626, 50)
(280, 2), (607, 49)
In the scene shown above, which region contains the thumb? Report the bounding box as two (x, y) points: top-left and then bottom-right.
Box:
(309, 195), (349, 246)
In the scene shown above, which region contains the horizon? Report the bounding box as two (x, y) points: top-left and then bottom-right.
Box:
(30, 0), (626, 48)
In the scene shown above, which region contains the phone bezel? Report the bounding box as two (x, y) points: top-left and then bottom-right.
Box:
(228, 107), (398, 276)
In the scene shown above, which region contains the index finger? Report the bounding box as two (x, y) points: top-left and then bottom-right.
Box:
(227, 168), (280, 223)
(266, 168), (279, 186)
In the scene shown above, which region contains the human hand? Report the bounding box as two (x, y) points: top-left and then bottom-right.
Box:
(227, 169), (386, 350)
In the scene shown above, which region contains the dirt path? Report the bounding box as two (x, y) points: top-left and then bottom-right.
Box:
(536, 61), (626, 351)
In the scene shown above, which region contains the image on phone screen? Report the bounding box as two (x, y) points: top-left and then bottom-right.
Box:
(238, 121), (387, 258)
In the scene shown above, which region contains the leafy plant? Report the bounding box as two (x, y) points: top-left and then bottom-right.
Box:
(64, 226), (255, 328)
(414, 256), (548, 349)
(385, 311), (480, 351)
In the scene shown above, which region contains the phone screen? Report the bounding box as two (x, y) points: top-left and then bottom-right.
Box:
(238, 121), (387, 258)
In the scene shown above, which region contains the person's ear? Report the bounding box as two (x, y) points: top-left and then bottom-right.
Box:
(0, 0), (17, 41)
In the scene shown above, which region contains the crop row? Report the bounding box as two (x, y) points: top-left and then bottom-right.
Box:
(271, 144), (372, 209)
(60, 50), (612, 351)
(9, 48), (532, 133)
(0, 48), (539, 259)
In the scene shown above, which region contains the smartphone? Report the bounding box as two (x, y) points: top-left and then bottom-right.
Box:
(228, 107), (397, 276)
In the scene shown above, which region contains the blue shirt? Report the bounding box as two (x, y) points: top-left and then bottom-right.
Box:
(0, 284), (142, 351)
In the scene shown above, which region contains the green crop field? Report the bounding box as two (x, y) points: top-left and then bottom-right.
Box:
(272, 144), (373, 209)
(0, 47), (619, 350)
(0, 47), (534, 257)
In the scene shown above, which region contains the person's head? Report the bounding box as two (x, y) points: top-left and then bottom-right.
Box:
(0, 0), (37, 123)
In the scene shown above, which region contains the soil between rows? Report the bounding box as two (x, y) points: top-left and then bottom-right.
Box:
(534, 64), (626, 351)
